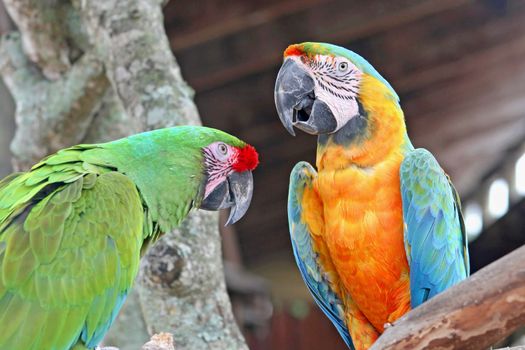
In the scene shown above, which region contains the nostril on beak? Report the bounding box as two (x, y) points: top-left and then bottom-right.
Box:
(294, 93), (315, 123)
(274, 58), (316, 135)
(296, 109), (310, 122)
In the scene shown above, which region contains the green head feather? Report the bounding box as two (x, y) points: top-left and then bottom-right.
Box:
(81, 126), (249, 231)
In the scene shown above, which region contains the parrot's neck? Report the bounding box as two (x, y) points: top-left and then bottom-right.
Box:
(93, 131), (205, 234)
(316, 75), (411, 171)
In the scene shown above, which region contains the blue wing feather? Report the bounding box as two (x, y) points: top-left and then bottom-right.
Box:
(288, 162), (354, 349)
(400, 149), (469, 308)
(82, 291), (128, 348)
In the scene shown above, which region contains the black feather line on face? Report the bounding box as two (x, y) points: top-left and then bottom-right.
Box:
(305, 56), (360, 102)
(316, 79), (355, 101)
(202, 147), (236, 181)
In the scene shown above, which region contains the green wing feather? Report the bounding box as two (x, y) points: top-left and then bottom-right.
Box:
(0, 147), (145, 350)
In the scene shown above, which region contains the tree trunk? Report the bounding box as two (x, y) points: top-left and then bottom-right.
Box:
(0, 1), (15, 178)
(0, 1), (248, 349)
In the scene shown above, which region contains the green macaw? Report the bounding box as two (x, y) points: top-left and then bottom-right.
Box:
(0, 126), (259, 350)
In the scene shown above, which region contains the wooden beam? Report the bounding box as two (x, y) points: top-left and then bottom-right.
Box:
(370, 244), (525, 350)
(367, 0), (525, 92)
(401, 37), (525, 188)
(395, 17), (525, 94)
(173, 0), (469, 92)
(183, 0), (525, 264)
(166, 0), (329, 51)
(439, 120), (525, 192)
(194, 1), (525, 133)
(469, 199), (525, 273)
(402, 32), (525, 121)
(164, 0), (287, 39)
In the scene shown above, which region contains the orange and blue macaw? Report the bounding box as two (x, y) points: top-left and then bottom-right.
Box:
(274, 42), (469, 349)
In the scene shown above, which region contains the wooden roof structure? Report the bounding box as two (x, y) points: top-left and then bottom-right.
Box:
(164, 0), (525, 264)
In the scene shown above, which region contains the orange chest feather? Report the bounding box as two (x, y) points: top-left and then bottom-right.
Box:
(316, 164), (404, 254)
(307, 157), (411, 330)
(301, 75), (412, 331)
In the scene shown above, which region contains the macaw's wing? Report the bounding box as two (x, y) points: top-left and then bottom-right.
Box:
(400, 148), (469, 308)
(0, 170), (144, 350)
(288, 161), (354, 349)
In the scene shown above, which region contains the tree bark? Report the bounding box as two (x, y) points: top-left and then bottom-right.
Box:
(0, 1), (247, 349)
(370, 245), (525, 350)
(0, 32), (108, 170)
(0, 0), (14, 179)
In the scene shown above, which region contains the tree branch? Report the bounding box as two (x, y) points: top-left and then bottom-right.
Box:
(2, 0), (72, 79)
(0, 32), (108, 171)
(78, 0), (199, 130)
(370, 245), (525, 350)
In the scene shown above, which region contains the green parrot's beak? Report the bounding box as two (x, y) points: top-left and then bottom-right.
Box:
(200, 171), (254, 225)
(274, 58), (337, 136)
(225, 171), (253, 225)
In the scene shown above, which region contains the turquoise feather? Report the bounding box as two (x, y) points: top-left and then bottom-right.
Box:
(288, 162), (354, 349)
(400, 148), (470, 307)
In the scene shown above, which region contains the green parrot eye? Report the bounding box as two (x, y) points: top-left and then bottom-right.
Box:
(338, 62), (349, 72)
(218, 143), (228, 155)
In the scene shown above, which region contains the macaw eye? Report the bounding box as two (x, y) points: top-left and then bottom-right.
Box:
(218, 143), (228, 155)
(338, 62), (349, 72)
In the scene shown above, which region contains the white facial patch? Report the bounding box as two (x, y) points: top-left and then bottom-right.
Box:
(292, 54), (362, 132)
(202, 142), (236, 198)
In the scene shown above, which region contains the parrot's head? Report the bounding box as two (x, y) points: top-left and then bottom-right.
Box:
(274, 42), (399, 136)
(107, 126), (259, 230)
(198, 132), (259, 225)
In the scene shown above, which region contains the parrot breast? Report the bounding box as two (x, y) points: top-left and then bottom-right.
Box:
(314, 146), (411, 332)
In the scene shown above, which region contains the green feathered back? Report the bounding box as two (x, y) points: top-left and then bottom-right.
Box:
(0, 126), (247, 349)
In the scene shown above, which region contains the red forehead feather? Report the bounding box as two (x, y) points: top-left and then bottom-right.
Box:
(284, 44), (304, 58)
(233, 144), (259, 172)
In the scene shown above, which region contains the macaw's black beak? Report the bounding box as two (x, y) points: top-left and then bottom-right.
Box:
(274, 58), (337, 136)
(199, 171), (254, 226)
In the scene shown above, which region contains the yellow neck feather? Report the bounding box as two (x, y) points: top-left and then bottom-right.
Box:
(317, 74), (407, 171)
